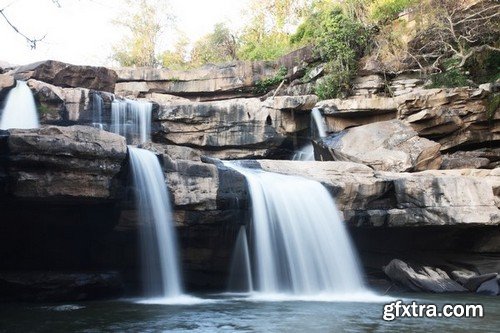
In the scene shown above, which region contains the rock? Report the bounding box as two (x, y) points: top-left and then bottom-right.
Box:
(115, 61), (281, 100)
(441, 149), (499, 169)
(316, 97), (398, 132)
(154, 96), (315, 159)
(383, 259), (467, 293)
(451, 269), (478, 285)
(0, 73), (15, 97)
(3, 126), (127, 199)
(0, 271), (123, 302)
(476, 276), (500, 296)
(463, 273), (498, 292)
(244, 160), (500, 227)
(314, 120), (442, 172)
(352, 75), (385, 96)
(13, 60), (117, 92)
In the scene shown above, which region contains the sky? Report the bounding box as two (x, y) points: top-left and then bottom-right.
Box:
(0, 0), (248, 66)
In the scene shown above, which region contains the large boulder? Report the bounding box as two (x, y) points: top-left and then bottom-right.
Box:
(383, 259), (467, 293)
(154, 95), (317, 159)
(314, 120), (442, 172)
(12, 60), (117, 93)
(2, 126), (127, 199)
(0, 73), (15, 99)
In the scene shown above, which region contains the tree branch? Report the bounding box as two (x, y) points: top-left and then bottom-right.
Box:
(0, 8), (46, 49)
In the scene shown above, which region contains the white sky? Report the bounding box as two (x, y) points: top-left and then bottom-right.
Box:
(0, 0), (248, 66)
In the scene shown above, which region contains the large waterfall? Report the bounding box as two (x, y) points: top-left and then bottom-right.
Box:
(112, 99), (152, 144)
(0, 81), (39, 130)
(128, 147), (183, 301)
(226, 162), (371, 299)
(293, 108), (326, 161)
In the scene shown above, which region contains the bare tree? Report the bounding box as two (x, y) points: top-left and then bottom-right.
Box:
(409, 0), (500, 71)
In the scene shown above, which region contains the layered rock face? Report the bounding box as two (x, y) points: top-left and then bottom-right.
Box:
(153, 95), (317, 159)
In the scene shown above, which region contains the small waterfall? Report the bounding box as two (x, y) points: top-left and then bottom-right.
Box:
(293, 108), (326, 161)
(0, 81), (39, 130)
(225, 162), (369, 298)
(112, 99), (152, 144)
(228, 226), (253, 293)
(91, 93), (104, 130)
(129, 147), (182, 299)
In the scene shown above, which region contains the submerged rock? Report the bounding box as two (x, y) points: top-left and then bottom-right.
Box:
(314, 120), (442, 172)
(383, 259), (467, 293)
(0, 271), (123, 302)
(476, 277), (500, 296)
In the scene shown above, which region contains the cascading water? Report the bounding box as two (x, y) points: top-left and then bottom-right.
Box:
(128, 147), (183, 300)
(293, 108), (326, 161)
(0, 80), (39, 130)
(225, 162), (371, 299)
(112, 99), (152, 144)
(228, 226), (253, 293)
(91, 93), (104, 130)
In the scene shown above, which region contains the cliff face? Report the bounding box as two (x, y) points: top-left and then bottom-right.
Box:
(0, 58), (498, 299)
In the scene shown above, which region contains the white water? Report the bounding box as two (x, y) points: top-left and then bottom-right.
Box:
(225, 162), (371, 298)
(228, 226), (253, 292)
(0, 81), (39, 130)
(91, 93), (104, 130)
(112, 99), (152, 144)
(128, 147), (182, 299)
(293, 108), (326, 161)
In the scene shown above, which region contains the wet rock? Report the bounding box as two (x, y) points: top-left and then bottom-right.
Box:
(314, 120), (442, 172)
(383, 259), (467, 293)
(476, 276), (500, 296)
(13, 60), (117, 93)
(463, 273), (498, 292)
(0, 271), (123, 302)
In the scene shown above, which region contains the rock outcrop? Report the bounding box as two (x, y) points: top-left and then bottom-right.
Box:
(0, 73), (15, 99)
(154, 95), (318, 159)
(1, 126), (127, 199)
(314, 120), (442, 172)
(12, 60), (118, 93)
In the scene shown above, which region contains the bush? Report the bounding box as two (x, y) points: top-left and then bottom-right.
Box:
(426, 59), (470, 88)
(369, 0), (417, 23)
(292, 5), (369, 99)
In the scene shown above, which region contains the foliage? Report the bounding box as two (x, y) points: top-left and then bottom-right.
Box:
(426, 58), (469, 88)
(159, 33), (190, 69)
(487, 93), (500, 121)
(369, 0), (417, 23)
(190, 23), (238, 66)
(292, 3), (369, 99)
(238, 0), (312, 60)
(254, 66), (288, 94)
(111, 0), (172, 67)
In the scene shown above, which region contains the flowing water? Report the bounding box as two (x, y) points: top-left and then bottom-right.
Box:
(128, 147), (183, 301)
(225, 162), (372, 299)
(1, 293), (497, 332)
(91, 93), (104, 130)
(112, 99), (152, 144)
(0, 80), (39, 130)
(293, 108), (326, 161)
(228, 226), (253, 293)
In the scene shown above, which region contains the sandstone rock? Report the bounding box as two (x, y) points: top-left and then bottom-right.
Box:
(314, 120), (442, 172)
(13, 60), (117, 93)
(316, 97), (398, 132)
(154, 96), (314, 159)
(115, 61), (281, 100)
(243, 160), (500, 227)
(383, 259), (467, 293)
(352, 75), (385, 96)
(0, 73), (15, 99)
(0, 271), (123, 301)
(441, 149), (499, 169)
(3, 126), (127, 199)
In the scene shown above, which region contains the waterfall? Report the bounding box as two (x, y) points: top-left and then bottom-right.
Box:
(228, 226), (253, 293)
(293, 108), (326, 161)
(0, 81), (39, 130)
(128, 147), (182, 299)
(91, 93), (104, 130)
(112, 99), (152, 144)
(225, 162), (369, 298)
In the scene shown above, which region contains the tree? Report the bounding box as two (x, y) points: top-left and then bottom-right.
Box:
(111, 0), (173, 67)
(159, 32), (190, 69)
(190, 23), (238, 66)
(409, 0), (500, 71)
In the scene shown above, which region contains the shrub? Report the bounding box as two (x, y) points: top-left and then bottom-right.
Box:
(426, 59), (470, 88)
(369, 0), (417, 23)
